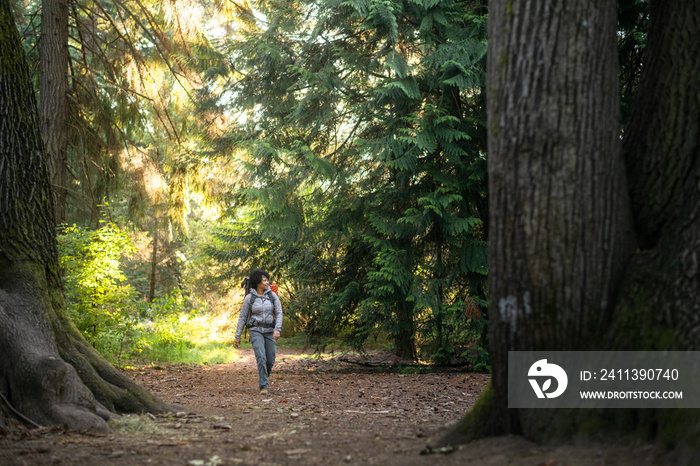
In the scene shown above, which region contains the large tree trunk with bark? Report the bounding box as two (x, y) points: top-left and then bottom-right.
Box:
(438, 0), (700, 450)
(1, 1), (170, 432)
(40, 0), (70, 225)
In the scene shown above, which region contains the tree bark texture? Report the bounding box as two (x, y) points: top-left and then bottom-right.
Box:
(443, 0), (700, 446)
(614, 0), (700, 351)
(40, 0), (70, 225)
(486, 0), (633, 435)
(1, 0), (169, 432)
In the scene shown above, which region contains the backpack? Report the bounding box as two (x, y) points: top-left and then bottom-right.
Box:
(241, 277), (278, 329)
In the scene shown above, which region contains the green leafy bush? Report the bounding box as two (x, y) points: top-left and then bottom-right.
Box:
(58, 222), (141, 360)
(58, 225), (235, 364)
(129, 291), (197, 361)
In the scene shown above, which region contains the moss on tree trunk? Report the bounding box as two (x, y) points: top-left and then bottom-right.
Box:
(1, 1), (172, 432)
(434, 0), (700, 454)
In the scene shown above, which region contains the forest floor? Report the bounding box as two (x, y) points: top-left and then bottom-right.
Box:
(0, 348), (678, 465)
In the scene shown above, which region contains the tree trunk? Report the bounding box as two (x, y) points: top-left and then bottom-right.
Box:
(613, 0), (700, 352)
(1, 1), (170, 432)
(393, 297), (417, 360)
(485, 0), (634, 438)
(149, 207), (158, 302)
(40, 0), (69, 225)
(438, 0), (700, 448)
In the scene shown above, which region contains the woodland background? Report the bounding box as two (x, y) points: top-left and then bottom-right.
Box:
(10, 0), (645, 368)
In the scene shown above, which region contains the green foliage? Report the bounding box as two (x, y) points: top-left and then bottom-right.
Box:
(15, 0), (221, 230)
(126, 291), (197, 361)
(14, 0), (239, 367)
(57, 223), (225, 365)
(206, 0), (490, 363)
(618, 0), (648, 130)
(16, 0), (652, 373)
(58, 221), (141, 359)
(465, 345), (490, 372)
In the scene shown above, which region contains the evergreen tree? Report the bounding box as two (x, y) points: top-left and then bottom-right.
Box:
(13, 0), (234, 307)
(14, 0), (223, 233)
(206, 0), (489, 362)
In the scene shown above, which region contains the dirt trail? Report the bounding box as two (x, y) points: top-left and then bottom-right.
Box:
(0, 349), (671, 465)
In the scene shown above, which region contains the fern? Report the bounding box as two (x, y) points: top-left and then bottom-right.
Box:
(204, 0), (489, 363)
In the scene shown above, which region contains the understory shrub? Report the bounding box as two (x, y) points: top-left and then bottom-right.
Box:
(58, 222), (141, 361)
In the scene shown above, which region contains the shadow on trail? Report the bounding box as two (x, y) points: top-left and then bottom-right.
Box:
(1, 349), (663, 465)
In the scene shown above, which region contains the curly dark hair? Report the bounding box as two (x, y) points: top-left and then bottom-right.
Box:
(248, 269), (270, 291)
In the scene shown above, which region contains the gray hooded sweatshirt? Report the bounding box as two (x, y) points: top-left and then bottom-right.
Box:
(235, 288), (283, 340)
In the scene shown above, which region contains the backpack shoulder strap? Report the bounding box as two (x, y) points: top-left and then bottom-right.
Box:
(268, 292), (276, 326)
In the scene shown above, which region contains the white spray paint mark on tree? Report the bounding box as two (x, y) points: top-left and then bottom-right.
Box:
(498, 292), (532, 330)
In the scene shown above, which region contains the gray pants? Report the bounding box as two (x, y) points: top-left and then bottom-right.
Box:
(249, 330), (276, 389)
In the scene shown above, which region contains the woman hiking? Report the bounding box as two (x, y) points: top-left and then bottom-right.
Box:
(234, 269), (283, 395)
